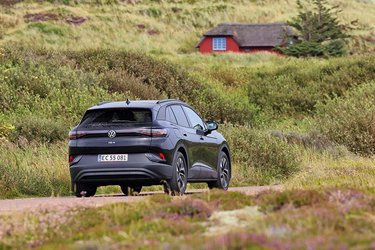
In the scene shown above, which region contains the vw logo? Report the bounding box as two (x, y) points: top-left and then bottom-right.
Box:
(108, 130), (116, 138)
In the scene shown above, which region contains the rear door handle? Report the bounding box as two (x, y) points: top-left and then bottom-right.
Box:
(200, 137), (204, 140)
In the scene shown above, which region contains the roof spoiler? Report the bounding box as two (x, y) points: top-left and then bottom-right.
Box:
(156, 99), (181, 104)
(96, 101), (112, 106)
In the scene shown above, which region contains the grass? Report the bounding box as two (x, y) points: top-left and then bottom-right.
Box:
(0, 0), (374, 53)
(285, 152), (375, 192)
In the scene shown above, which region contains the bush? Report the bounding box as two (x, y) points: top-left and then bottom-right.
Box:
(315, 81), (375, 156)
(222, 124), (301, 185)
(247, 55), (375, 116)
(2, 46), (257, 125)
(0, 114), (15, 139)
(257, 189), (326, 212)
(12, 116), (68, 143)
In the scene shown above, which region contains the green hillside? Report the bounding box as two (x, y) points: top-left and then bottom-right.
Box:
(1, 0), (374, 53)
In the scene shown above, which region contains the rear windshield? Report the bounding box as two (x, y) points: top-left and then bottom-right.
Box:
(79, 108), (152, 128)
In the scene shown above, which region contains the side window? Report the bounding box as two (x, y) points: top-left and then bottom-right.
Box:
(170, 105), (190, 127)
(182, 106), (206, 131)
(166, 106), (177, 124)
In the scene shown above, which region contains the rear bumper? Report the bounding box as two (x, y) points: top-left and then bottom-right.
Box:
(70, 154), (173, 187)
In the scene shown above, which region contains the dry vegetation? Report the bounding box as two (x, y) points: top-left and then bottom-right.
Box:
(0, 0), (374, 53)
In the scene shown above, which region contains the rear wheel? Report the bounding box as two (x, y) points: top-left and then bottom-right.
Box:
(120, 185), (142, 196)
(75, 183), (97, 197)
(168, 151), (188, 195)
(208, 151), (230, 190)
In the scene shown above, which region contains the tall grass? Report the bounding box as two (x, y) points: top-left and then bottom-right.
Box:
(0, 141), (70, 198)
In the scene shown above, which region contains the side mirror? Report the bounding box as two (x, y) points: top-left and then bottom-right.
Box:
(205, 121), (218, 135)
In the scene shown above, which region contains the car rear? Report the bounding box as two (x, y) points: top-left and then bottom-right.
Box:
(68, 106), (172, 191)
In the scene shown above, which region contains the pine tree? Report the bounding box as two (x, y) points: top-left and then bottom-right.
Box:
(281, 0), (349, 57)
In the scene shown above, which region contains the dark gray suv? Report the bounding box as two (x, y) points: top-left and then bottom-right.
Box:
(68, 99), (231, 197)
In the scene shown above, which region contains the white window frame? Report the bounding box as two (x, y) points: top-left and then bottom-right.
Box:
(212, 37), (227, 51)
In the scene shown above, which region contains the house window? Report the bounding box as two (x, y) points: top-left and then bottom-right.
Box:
(212, 37), (226, 51)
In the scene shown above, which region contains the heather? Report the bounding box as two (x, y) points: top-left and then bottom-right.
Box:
(3, 190), (375, 249)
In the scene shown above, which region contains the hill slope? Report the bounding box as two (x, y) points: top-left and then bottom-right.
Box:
(0, 0), (374, 53)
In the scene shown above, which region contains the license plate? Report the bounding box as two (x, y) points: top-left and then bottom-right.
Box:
(98, 154), (128, 162)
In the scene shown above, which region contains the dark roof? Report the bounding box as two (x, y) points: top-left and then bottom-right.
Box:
(196, 22), (294, 48)
(88, 99), (184, 110)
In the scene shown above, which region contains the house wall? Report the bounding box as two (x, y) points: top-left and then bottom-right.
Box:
(198, 37), (283, 55)
(199, 37), (240, 53)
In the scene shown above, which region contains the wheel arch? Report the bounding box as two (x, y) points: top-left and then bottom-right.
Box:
(175, 143), (189, 168)
(220, 144), (232, 170)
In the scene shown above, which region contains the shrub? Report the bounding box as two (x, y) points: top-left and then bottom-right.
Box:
(222, 124), (301, 185)
(247, 55), (375, 116)
(12, 116), (67, 143)
(0, 114), (15, 139)
(2, 46), (257, 125)
(315, 81), (375, 156)
(257, 189), (327, 212)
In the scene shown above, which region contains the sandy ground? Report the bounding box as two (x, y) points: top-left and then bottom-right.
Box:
(0, 185), (281, 214)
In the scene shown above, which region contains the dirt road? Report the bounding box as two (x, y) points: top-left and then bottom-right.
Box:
(0, 186), (281, 214)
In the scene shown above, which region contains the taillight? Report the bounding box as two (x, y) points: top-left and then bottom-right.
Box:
(138, 128), (168, 137)
(69, 131), (86, 140)
(69, 155), (75, 163)
(159, 153), (166, 161)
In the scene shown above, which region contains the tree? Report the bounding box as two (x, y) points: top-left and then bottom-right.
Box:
(281, 0), (349, 57)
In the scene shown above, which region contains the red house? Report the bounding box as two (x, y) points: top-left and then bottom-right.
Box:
(196, 22), (294, 54)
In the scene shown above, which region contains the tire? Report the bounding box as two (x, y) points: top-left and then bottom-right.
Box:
(168, 151), (188, 195)
(75, 183), (97, 197)
(133, 186), (142, 193)
(120, 186), (142, 196)
(208, 151), (230, 190)
(120, 185), (129, 196)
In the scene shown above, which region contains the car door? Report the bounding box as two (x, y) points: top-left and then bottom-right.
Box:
(181, 106), (219, 180)
(169, 105), (201, 180)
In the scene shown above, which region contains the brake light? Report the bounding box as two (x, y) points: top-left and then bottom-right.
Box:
(69, 131), (86, 140)
(69, 155), (75, 163)
(138, 128), (168, 137)
(159, 153), (166, 161)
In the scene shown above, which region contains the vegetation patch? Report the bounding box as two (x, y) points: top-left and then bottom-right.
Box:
(247, 55), (375, 116)
(27, 22), (69, 36)
(315, 81), (375, 156)
(223, 124), (302, 185)
(2, 189), (375, 249)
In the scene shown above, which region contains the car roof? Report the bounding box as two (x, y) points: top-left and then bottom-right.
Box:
(87, 99), (184, 110)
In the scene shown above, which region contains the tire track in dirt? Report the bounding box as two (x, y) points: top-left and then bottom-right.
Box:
(0, 185), (281, 214)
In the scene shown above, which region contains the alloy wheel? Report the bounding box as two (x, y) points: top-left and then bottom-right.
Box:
(220, 155), (230, 189)
(176, 156), (186, 191)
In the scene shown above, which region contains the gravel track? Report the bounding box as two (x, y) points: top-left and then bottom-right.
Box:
(0, 185), (281, 214)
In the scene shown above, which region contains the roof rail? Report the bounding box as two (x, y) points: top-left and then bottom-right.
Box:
(156, 99), (181, 104)
(96, 101), (112, 106)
